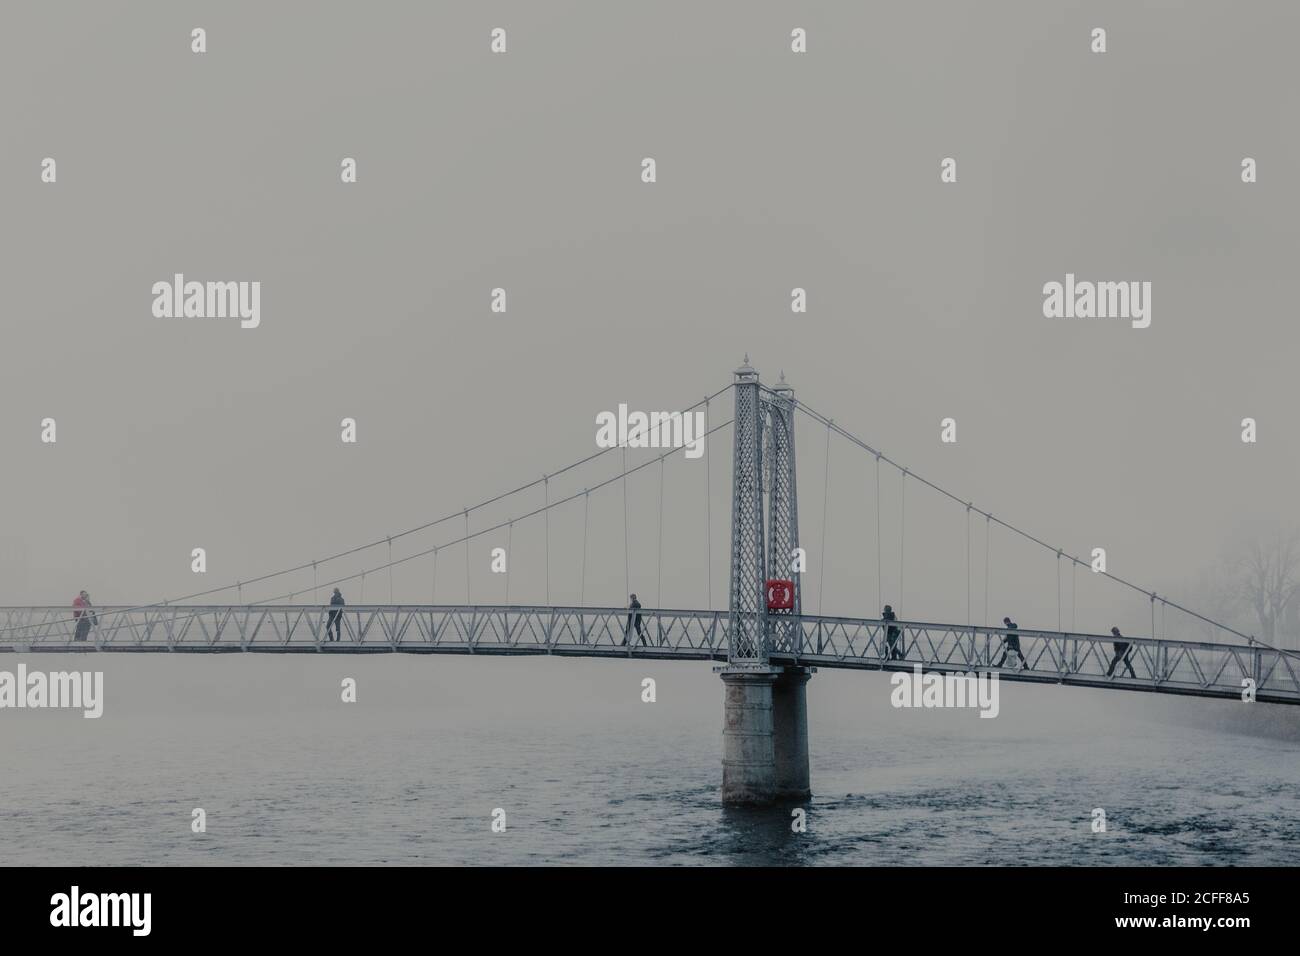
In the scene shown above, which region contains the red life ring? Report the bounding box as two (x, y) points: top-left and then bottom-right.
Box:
(766, 579), (794, 610)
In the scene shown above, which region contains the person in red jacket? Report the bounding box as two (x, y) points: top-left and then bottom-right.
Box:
(72, 590), (97, 642)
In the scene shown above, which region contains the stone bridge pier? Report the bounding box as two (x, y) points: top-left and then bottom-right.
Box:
(720, 665), (812, 804)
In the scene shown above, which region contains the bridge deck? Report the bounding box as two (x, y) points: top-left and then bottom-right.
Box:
(1, 605), (1296, 705)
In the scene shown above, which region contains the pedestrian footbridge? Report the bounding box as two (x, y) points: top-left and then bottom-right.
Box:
(1, 604), (1295, 705)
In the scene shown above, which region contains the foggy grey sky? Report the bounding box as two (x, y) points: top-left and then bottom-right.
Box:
(2, 1), (1297, 645)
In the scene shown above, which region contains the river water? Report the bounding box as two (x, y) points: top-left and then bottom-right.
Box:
(1, 653), (1296, 865)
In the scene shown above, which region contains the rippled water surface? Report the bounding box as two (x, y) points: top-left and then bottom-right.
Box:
(2, 654), (1297, 865)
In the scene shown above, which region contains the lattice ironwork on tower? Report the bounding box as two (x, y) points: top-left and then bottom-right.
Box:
(764, 373), (801, 656)
(728, 361), (802, 664)
(728, 358), (767, 663)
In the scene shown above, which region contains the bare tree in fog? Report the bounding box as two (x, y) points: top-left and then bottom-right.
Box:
(1228, 525), (1300, 648)
(1170, 525), (1300, 650)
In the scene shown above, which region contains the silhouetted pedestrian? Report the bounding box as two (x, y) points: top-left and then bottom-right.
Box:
(993, 616), (1027, 669)
(883, 604), (903, 660)
(1106, 626), (1136, 677)
(326, 587), (345, 642)
(624, 594), (647, 645)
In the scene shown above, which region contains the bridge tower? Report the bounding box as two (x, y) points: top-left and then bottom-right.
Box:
(721, 358), (812, 805)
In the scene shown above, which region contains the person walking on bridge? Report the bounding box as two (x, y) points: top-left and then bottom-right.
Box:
(1106, 626), (1136, 678)
(624, 594), (648, 645)
(883, 604), (903, 660)
(326, 587), (345, 642)
(72, 590), (97, 642)
(993, 616), (1027, 669)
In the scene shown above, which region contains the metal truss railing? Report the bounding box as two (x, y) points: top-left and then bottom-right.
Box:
(1, 606), (1296, 704)
(777, 615), (1300, 704)
(0, 605), (730, 661)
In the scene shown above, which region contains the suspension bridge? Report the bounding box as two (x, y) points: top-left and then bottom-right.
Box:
(2, 360), (1297, 804)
